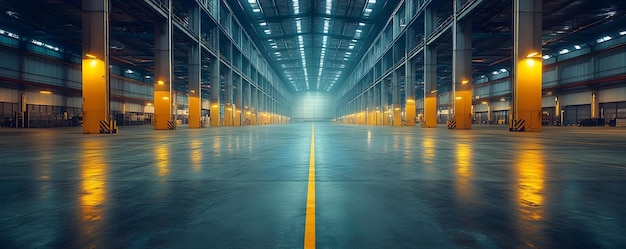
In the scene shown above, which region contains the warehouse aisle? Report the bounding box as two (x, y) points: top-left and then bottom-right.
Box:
(1, 124), (626, 248)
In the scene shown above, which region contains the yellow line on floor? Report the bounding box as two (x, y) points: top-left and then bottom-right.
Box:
(304, 124), (316, 249)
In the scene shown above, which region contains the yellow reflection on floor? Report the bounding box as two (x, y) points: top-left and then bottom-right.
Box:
(516, 142), (545, 221)
(455, 143), (473, 202)
(80, 140), (107, 227)
(155, 144), (170, 177)
(422, 137), (436, 164)
(213, 136), (222, 157)
(190, 139), (203, 172)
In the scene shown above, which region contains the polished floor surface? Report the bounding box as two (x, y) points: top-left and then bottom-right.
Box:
(1, 123), (626, 248)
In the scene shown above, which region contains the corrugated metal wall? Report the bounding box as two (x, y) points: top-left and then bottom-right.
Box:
(0, 47), (19, 78)
(560, 61), (592, 84)
(598, 51), (626, 78)
(599, 86), (626, 103)
(561, 91), (590, 106)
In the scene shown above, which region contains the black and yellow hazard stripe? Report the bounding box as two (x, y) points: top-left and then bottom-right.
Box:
(99, 120), (110, 133)
(447, 119), (457, 129)
(509, 119), (526, 132)
(167, 120), (176, 130)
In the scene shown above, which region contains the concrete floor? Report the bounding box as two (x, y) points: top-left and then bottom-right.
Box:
(1, 123), (626, 248)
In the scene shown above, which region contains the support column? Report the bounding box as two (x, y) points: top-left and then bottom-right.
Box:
(367, 90), (374, 125)
(188, 5), (202, 129)
(511, 0), (542, 132)
(452, 4), (473, 129)
(555, 94), (562, 125)
(82, 0), (113, 133)
(188, 43), (202, 128)
(392, 71), (402, 126)
(423, 7), (437, 128)
(210, 58), (221, 127)
(224, 69), (234, 126)
(591, 90), (599, 118)
(153, 5), (173, 130)
(245, 82), (252, 125)
(381, 80), (389, 125)
(487, 102), (493, 124)
(374, 84), (381, 125)
(252, 88), (258, 125)
(235, 76), (243, 126)
(405, 60), (416, 126)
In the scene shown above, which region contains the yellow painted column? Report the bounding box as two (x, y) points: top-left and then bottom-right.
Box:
(452, 12), (473, 130)
(382, 109), (389, 126)
(153, 11), (173, 130)
(406, 100), (416, 126)
(405, 28), (416, 127)
(591, 90), (599, 118)
(235, 108), (242, 126)
(224, 103), (234, 126)
(405, 60), (416, 126)
(82, 0), (111, 134)
(210, 58), (221, 127)
(381, 81), (389, 126)
(188, 43), (202, 128)
(423, 7), (438, 128)
(235, 76), (243, 126)
(393, 105), (402, 126)
(210, 102), (220, 127)
(187, 6), (202, 129)
(245, 109), (252, 125)
(253, 88), (259, 125)
(511, 0), (542, 132)
(245, 82), (252, 125)
(391, 71), (402, 126)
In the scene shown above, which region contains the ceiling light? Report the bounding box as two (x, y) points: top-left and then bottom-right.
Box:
(574, 45), (581, 49)
(620, 31), (626, 36)
(248, 0), (255, 3)
(368, 0), (376, 3)
(125, 69), (133, 74)
(359, 22), (365, 26)
(597, 36), (612, 43)
(260, 22), (267, 26)
(293, 0), (300, 14)
(326, 0), (332, 15)
(542, 55), (551, 60)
